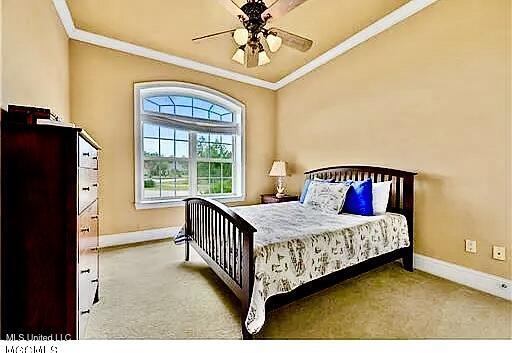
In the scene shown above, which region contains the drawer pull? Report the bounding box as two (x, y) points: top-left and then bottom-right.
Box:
(91, 215), (99, 220)
(92, 247), (99, 252)
(82, 152), (90, 157)
(82, 187), (90, 191)
(92, 183), (98, 187)
(92, 156), (98, 160)
(91, 279), (99, 283)
(80, 227), (90, 233)
(80, 310), (90, 315)
(80, 268), (90, 274)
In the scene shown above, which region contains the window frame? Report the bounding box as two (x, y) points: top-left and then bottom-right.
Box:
(134, 81), (246, 209)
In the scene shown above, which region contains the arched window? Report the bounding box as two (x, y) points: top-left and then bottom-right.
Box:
(134, 82), (245, 208)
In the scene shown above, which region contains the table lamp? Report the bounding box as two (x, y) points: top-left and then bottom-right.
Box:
(268, 161), (288, 198)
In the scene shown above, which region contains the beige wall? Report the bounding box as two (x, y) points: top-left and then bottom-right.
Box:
(1, 0), (69, 120)
(276, 0), (511, 279)
(70, 41), (276, 235)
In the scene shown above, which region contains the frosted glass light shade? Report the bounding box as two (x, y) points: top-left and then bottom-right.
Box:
(233, 28), (249, 45)
(268, 161), (287, 177)
(258, 50), (271, 66)
(232, 48), (245, 65)
(266, 34), (282, 52)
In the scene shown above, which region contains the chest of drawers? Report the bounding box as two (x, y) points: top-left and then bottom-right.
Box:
(1, 114), (101, 339)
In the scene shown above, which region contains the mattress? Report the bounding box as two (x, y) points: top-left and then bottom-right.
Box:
(233, 201), (410, 334)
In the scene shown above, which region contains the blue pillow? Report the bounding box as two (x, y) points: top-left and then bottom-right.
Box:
(299, 178), (335, 203)
(341, 178), (374, 216)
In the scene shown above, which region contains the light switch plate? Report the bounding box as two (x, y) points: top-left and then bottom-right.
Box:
(465, 239), (477, 253)
(493, 246), (506, 261)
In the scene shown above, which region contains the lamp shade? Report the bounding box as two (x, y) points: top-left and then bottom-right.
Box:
(233, 28), (249, 46)
(266, 34), (282, 53)
(232, 47), (245, 65)
(268, 161), (287, 177)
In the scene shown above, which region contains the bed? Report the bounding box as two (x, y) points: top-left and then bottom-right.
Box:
(183, 165), (417, 338)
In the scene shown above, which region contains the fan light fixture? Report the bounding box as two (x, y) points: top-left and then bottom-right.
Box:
(265, 33), (282, 53)
(232, 46), (245, 65)
(233, 28), (249, 45)
(258, 46), (270, 66)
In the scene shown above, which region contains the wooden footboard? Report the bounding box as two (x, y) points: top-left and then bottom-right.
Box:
(183, 197), (256, 338)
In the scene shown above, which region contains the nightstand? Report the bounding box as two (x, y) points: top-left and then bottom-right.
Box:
(260, 194), (299, 204)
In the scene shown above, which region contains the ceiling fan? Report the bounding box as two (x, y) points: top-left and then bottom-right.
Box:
(193, 0), (313, 68)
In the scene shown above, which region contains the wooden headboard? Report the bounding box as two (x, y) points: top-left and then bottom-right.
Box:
(304, 165), (417, 241)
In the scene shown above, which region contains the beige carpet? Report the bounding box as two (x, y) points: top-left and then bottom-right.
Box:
(85, 240), (512, 339)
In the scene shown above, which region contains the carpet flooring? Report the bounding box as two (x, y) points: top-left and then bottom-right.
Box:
(85, 240), (512, 339)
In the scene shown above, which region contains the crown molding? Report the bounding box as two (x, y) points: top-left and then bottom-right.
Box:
(53, 0), (438, 91)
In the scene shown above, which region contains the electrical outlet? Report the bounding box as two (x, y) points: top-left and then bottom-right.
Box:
(465, 239), (477, 253)
(493, 246), (506, 261)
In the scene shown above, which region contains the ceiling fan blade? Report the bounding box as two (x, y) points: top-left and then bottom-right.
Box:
(260, 36), (272, 56)
(270, 27), (313, 52)
(192, 29), (236, 42)
(216, 0), (248, 21)
(245, 44), (259, 68)
(261, 0), (308, 22)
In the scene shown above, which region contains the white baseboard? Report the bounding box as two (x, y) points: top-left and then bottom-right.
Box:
(414, 253), (511, 301)
(99, 227), (179, 248)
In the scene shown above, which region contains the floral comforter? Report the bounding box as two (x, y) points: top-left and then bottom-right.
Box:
(233, 201), (410, 334)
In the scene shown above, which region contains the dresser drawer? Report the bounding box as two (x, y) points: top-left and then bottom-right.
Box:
(79, 200), (98, 250)
(79, 248), (98, 287)
(79, 168), (98, 213)
(79, 136), (98, 169)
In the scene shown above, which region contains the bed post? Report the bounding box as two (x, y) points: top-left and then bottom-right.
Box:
(241, 229), (255, 340)
(184, 199), (190, 262)
(402, 174), (415, 272)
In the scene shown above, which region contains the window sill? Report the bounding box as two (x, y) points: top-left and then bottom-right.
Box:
(135, 194), (245, 210)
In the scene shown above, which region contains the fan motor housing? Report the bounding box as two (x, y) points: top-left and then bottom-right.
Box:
(240, 0), (268, 39)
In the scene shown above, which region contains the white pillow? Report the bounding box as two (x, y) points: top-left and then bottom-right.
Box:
(372, 181), (392, 215)
(303, 180), (350, 214)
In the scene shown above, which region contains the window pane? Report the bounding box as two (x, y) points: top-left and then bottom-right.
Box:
(193, 98), (212, 110)
(210, 178), (222, 194)
(158, 160), (173, 179)
(221, 134), (233, 144)
(197, 142), (209, 158)
(197, 133), (209, 143)
(144, 138), (159, 157)
(175, 160), (189, 179)
(160, 140), (174, 157)
(221, 113), (233, 122)
(210, 112), (221, 121)
(198, 178), (210, 195)
(176, 178), (189, 197)
(193, 108), (209, 120)
(143, 100), (159, 113)
(197, 162), (209, 178)
(175, 141), (189, 158)
(143, 123), (159, 138)
(172, 96), (192, 106)
(222, 178), (232, 193)
(148, 96), (172, 105)
(175, 129), (189, 141)
(160, 106), (175, 115)
(175, 106), (192, 117)
(210, 134), (221, 143)
(144, 160), (160, 198)
(211, 104), (230, 115)
(160, 126), (174, 139)
(222, 163), (232, 177)
(161, 178), (175, 198)
(210, 162), (221, 177)
(222, 144), (233, 159)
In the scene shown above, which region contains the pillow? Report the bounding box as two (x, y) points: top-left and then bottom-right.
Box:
(299, 178), (335, 203)
(372, 181), (392, 215)
(341, 178), (374, 216)
(303, 180), (350, 214)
